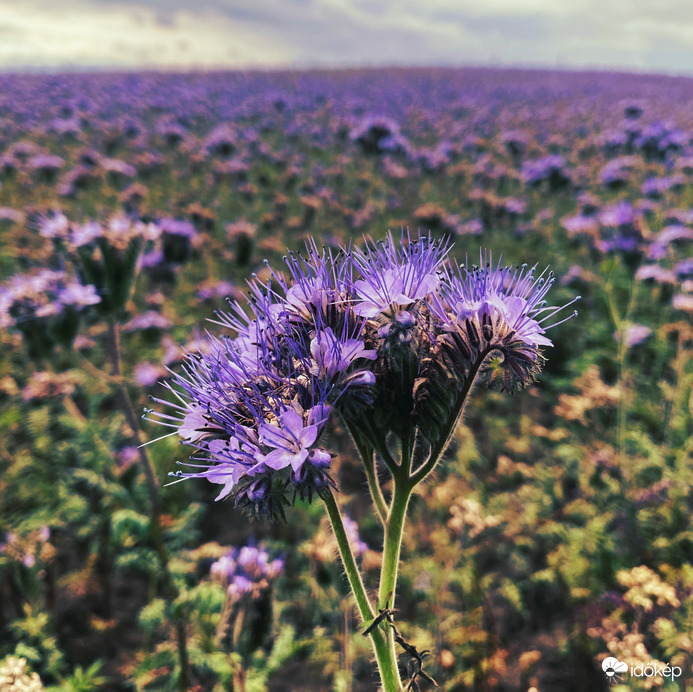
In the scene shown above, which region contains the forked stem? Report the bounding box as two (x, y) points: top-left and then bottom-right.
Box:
(322, 489), (403, 691)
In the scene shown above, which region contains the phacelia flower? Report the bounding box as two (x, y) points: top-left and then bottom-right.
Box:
(211, 544), (284, 602)
(351, 230), (449, 317)
(149, 231), (577, 515)
(0, 269), (101, 356)
(429, 253), (579, 393)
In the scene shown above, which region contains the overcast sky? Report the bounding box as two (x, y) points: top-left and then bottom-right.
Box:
(2, 0), (693, 75)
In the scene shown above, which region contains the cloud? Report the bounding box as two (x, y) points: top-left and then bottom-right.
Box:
(1, 0), (693, 74)
(0, 0), (296, 69)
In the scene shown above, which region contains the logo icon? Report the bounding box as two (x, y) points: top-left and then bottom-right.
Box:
(602, 657), (628, 683)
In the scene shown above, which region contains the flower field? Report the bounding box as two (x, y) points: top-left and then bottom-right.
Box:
(0, 67), (692, 691)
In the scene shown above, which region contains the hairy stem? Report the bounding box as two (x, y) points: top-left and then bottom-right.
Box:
(344, 417), (388, 524)
(106, 320), (190, 691)
(377, 477), (413, 690)
(362, 444), (389, 524)
(323, 489), (401, 691)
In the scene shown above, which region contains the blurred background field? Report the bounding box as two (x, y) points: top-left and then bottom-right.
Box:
(0, 66), (692, 691)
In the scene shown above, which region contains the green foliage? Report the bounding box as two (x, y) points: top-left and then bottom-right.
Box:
(1, 68), (693, 691)
(45, 661), (107, 692)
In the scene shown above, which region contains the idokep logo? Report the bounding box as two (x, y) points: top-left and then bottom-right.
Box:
(601, 656), (683, 685)
(602, 657), (628, 683)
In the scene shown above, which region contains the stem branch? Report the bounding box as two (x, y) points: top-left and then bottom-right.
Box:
(106, 319), (190, 690)
(323, 489), (402, 691)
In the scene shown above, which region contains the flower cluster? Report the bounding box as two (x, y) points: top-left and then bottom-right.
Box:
(210, 544), (284, 602)
(40, 212), (159, 317)
(40, 212), (159, 251)
(617, 565), (681, 611)
(0, 269), (100, 329)
(0, 269), (100, 356)
(151, 232), (577, 516)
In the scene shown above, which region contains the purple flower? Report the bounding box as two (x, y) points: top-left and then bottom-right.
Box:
(124, 310), (172, 332)
(635, 264), (677, 284)
(309, 327), (376, 379)
(57, 282), (101, 308)
(672, 293), (693, 313)
(648, 225), (693, 260)
(434, 255), (576, 349)
(429, 254), (579, 391)
(211, 543), (284, 601)
(351, 231), (450, 318)
(259, 405), (326, 472)
(149, 231), (577, 513)
(0, 269), (101, 355)
(343, 514), (368, 558)
(134, 362), (167, 387)
(615, 324), (652, 348)
(521, 155), (570, 190)
(351, 115), (409, 155)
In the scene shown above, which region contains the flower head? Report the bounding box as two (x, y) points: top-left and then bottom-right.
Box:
(430, 253), (579, 391)
(149, 231), (577, 515)
(351, 230), (449, 317)
(211, 543), (284, 602)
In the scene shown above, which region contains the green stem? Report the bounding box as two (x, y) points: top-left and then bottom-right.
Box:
(377, 478), (413, 691)
(344, 418), (388, 524)
(323, 489), (401, 691)
(616, 281), (636, 471)
(362, 417), (400, 476)
(362, 444), (389, 525)
(105, 320), (190, 691)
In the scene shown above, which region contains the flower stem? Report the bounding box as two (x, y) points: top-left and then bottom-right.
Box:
(347, 422), (388, 524)
(105, 319), (190, 691)
(378, 477), (413, 689)
(322, 489), (402, 691)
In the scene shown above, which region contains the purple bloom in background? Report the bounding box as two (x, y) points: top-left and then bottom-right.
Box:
(561, 213), (599, 238)
(124, 310), (172, 332)
(0, 269), (101, 356)
(635, 264), (677, 284)
(615, 324), (652, 348)
(647, 225), (693, 260)
(210, 544), (284, 601)
(351, 115), (409, 156)
(158, 217), (197, 264)
(597, 201), (644, 260)
(672, 293), (693, 313)
(197, 280), (239, 301)
(134, 362), (168, 387)
(675, 258), (693, 279)
(522, 155), (571, 190)
(342, 514), (368, 558)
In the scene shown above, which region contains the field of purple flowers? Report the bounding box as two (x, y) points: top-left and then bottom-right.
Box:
(0, 67), (692, 691)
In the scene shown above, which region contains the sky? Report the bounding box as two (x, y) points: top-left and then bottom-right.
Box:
(1, 0), (693, 75)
